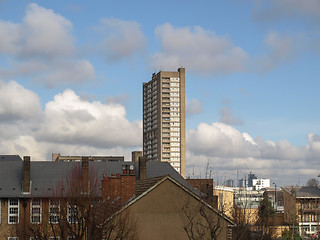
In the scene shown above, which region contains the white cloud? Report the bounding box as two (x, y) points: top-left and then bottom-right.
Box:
(98, 18), (147, 61)
(186, 122), (320, 186)
(0, 3), (95, 86)
(36, 89), (142, 148)
(152, 23), (248, 75)
(0, 81), (141, 160)
(0, 80), (41, 121)
(186, 98), (203, 116)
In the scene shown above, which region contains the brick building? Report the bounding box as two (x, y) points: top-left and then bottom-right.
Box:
(0, 154), (234, 239)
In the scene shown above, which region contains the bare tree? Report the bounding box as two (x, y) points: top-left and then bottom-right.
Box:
(306, 178), (319, 187)
(181, 197), (224, 240)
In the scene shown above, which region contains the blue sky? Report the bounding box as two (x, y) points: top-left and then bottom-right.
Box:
(0, 0), (319, 186)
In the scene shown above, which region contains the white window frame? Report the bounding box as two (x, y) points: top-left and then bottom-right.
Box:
(8, 199), (19, 224)
(67, 204), (78, 223)
(30, 199), (42, 224)
(8, 238), (19, 240)
(49, 199), (60, 224)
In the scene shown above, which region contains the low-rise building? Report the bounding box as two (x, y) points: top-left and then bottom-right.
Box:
(0, 154), (234, 240)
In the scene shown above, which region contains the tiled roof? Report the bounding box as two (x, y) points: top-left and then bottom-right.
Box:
(296, 186), (320, 198)
(0, 155), (193, 198)
(135, 175), (168, 196)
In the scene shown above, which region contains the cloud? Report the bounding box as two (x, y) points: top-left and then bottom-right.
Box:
(186, 98), (203, 116)
(0, 80), (41, 121)
(97, 18), (147, 61)
(0, 81), (142, 160)
(0, 3), (95, 86)
(253, 0), (320, 23)
(152, 23), (248, 75)
(219, 106), (243, 126)
(37, 89), (142, 148)
(255, 32), (302, 72)
(186, 122), (320, 186)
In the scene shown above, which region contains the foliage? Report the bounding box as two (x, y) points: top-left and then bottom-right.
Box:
(278, 229), (302, 240)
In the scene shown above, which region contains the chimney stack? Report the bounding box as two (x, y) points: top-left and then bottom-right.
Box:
(81, 157), (89, 193)
(102, 165), (136, 205)
(139, 157), (146, 180)
(132, 151), (142, 162)
(23, 156), (31, 193)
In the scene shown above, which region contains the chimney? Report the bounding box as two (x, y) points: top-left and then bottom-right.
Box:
(52, 153), (60, 162)
(101, 165), (136, 205)
(81, 157), (89, 193)
(131, 151), (142, 162)
(139, 157), (146, 180)
(23, 156), (31, 193)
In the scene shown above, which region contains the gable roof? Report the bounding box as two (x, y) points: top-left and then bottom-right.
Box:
(124, 175), (235, 226)
(0, 155), (193, 198)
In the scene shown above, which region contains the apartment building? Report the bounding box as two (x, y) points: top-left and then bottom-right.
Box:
(283, 186), (320, 238)
(143, 68), (186, 177)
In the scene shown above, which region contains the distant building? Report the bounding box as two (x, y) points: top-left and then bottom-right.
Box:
(143, 68), (186, 177)
(252, 178), (271, 190)
(248, 172), (257, 187)
(52, 153), (124, 162)
(226, 179), (235, 187)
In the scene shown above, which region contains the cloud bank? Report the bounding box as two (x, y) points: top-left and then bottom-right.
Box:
(0, 80), (142, 160)
(186, 122), (320, 186)
(0, 3), (95, 87)
(152, 23), (248, 75)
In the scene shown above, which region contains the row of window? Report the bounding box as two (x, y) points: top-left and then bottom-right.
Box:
(2, 199), (77, 224)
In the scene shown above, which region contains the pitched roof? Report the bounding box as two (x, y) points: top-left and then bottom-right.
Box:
(122, 175), (235, 226)
(295, 186), (320, 198)
(0, 155), (193, 198)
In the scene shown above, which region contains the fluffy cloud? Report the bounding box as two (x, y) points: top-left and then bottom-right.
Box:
(186, 122), (320, 186)
(36, 89), (141, 148)
(152, 23), (248, 75)
(0, 81), (141, 160)
(186, 98), (203, 116)
(0, 80), (41, 121)
(97, 18), (147, 61)
(0, 3), (95, 86)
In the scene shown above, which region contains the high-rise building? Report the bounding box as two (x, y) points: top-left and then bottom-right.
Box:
(143, 68), (186, 177)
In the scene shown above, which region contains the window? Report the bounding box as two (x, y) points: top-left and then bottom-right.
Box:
(8, 238), (19, 240)
(8, 199), (19, 224)
(67, 205), (78, 223)
(49, 200), (60, 224)
(31, 199), (41, 224)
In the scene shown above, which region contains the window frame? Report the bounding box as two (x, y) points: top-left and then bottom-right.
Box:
(8, 199), (19, 224)
(30, 198), (42, 224)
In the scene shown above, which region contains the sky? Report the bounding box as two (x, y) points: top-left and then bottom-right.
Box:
(0, 0), (319, 187)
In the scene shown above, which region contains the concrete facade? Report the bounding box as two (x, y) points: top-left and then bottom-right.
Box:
(143, 68), (186, 177)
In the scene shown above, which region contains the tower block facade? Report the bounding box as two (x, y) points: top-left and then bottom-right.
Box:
(143, 68), (186, 177)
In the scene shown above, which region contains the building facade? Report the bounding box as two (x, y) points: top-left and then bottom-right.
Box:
(143, 68), (186, 177)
